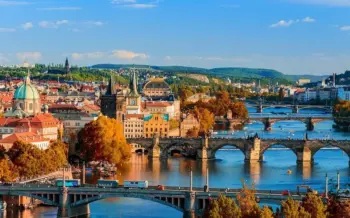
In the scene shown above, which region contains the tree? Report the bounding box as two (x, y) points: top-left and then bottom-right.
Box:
(0, 145), (5, 159)
(236, 182), (261, 218)
(186, 126), (199, 137)
(78, 116), (131, 166)
(279, 88), (285, 101)
(192, 107), (215, 135)
(281, 197), (311, 218)
(230, 101), (249, 119)
(260, 206), (274, 218)
(169, 119), (180, 130)
(0, 158), (18, 182)
(203, 195), (242, 218)
(301, 192), (328, 218)
(327, 198), (350, 218)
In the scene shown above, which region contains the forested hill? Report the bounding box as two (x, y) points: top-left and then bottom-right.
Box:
(91, 64), (325, 82)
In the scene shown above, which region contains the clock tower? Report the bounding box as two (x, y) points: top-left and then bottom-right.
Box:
(126, 70), (141, 114)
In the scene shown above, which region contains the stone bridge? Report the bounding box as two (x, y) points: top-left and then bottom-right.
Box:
(127, 134), (350, 164)
(248, 102), (332, 114)
(248, 116), (332, 131)
(0, 184), (307, 218)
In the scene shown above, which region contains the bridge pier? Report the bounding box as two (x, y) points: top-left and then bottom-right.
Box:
(57, 188), (91, 218)
(306, 118), (315, 131)
(149, 133), (161, 158)
(263, 118), (272, 131)
(183, 192), (196, 218)
(244, 135), (261, 163)
(296, 146), (313, 164)
(293, 105), (299, 114)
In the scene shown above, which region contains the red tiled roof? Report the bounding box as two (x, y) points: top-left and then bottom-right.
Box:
(141, 102), (172, 108)
(125, 114), (144, 119)
(0, 132), (50, 143)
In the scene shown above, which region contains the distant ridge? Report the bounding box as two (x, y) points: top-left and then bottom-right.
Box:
(91, 64), (326, 82)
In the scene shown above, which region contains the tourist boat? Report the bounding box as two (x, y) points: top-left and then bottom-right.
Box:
(0, 201), (7, 211)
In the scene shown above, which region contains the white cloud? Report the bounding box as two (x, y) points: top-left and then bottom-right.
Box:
(270, 17), (316, 28)
(0, 0), (30, 6)
(164, 56), (172, 61)
(270, 20), (294, 28)
(286, 0), (350, 7)
(0, 28), (16, 32)
(39, 20), (68, 28)
(0, 53), (10, 64)
(16, 52), (41, 62)
(71, 52), (105, 60)
(111, 50), (148, 59)
(22, 22), (33, 30)
(112, 0), (159, 8)
(111, 0), (136, 3)
(69, 28), (81, 33)
(37, 7), (81, 11)
(123, 3), (157, 8)
(302, 17), (316, 23)
(84, 21), (104, 26)
(340, 26), (350, 31)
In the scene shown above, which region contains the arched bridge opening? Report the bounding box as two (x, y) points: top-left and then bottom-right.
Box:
(70, 194), (185, 214)
(260, 144), (297, 164)
(211, 144), (245, 161)
(312, 144), (350, 167)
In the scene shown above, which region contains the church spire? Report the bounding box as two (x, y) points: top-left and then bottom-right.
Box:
(129, 69), (139, 97)
(25, 68), (31, 84)
(65, 57), (70, 75)
(106, 75), (116, 95)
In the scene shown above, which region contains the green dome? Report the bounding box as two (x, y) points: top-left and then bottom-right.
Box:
(14, 76), (40, 100)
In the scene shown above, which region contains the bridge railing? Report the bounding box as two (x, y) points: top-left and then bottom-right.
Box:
(17, 167), (71, 184)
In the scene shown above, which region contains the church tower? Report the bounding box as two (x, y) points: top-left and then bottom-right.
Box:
(65, 57), (70, 75)
(126, 70), (141, 114)
(100, 76), (118, 118)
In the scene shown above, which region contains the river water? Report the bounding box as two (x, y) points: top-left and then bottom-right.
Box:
(2, 108), (350, 218)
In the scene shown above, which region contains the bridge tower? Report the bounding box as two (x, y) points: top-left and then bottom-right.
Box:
(245, 134), (261, 163)
(184, 192), (196, 218)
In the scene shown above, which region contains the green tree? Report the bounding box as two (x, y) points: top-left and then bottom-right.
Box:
(203, 195), (242, 218)
(78, 116), (131, 166)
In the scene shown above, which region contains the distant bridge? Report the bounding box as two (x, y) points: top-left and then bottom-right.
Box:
(0, 184), (309, 218)
(127, 134), (350, 164)
(247, 102), (332, 114)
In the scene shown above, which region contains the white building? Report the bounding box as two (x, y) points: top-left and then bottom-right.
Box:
(123, 114), (144, 138)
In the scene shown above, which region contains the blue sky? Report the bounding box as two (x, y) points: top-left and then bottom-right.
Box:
(0, 0), (350, 75)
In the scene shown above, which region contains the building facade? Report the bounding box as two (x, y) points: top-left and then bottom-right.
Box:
(143, 114), (169, 138)
(123, 114), (144, 138)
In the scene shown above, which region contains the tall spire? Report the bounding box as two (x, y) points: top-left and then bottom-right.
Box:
(25, 68), (31, 84)
(129, 69), (139, 97)
(65, 57), (70, 75)
(106, 75), (115, 95)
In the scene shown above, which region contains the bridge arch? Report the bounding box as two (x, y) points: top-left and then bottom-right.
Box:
(260, 143), (298, 156)
(210, 143), (246, 158)
(8, 192), (58, 206)
(310, 142), (350, 159)
(70, 193), (184, 213)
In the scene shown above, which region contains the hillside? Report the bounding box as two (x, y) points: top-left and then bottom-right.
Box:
(91, 64), (325, 82)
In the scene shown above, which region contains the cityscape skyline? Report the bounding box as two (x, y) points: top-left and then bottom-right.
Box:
(0, 0), (350, 75)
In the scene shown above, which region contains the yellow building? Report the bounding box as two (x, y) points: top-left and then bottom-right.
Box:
(143, 114), (169, 138)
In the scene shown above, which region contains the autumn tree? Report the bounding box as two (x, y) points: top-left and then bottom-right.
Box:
(279, 88), (285, 101)
(327, 197), (350, 218)
(230, 101), (248, 119)
(281, 197), (311, 218)
(236, 182), (261, 218)
(192, 107), (215, 135)
(0, 158), (18, 182)
(301, 192), (328, 218)
(260, 206), (274, 218)
(203, 195), (242, 218)
(78, 116), (131, 166)
(169, 119), (180, 130)
(0, 145), (5, 159)
(213, 91), (231, 116)
(186, 126), (199, 137)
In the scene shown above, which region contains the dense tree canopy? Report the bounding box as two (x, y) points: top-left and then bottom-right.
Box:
(78, 116), (131, 166)
(333, 100), (350, 131)
(0, 158), (18, 182)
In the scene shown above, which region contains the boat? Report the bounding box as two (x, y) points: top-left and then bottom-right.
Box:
(287, 169), (292, 175)
(0, 201), (7, 211)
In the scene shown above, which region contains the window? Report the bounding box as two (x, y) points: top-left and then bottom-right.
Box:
(75, 122), (80, 127)
(29, 103), (33, 110)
